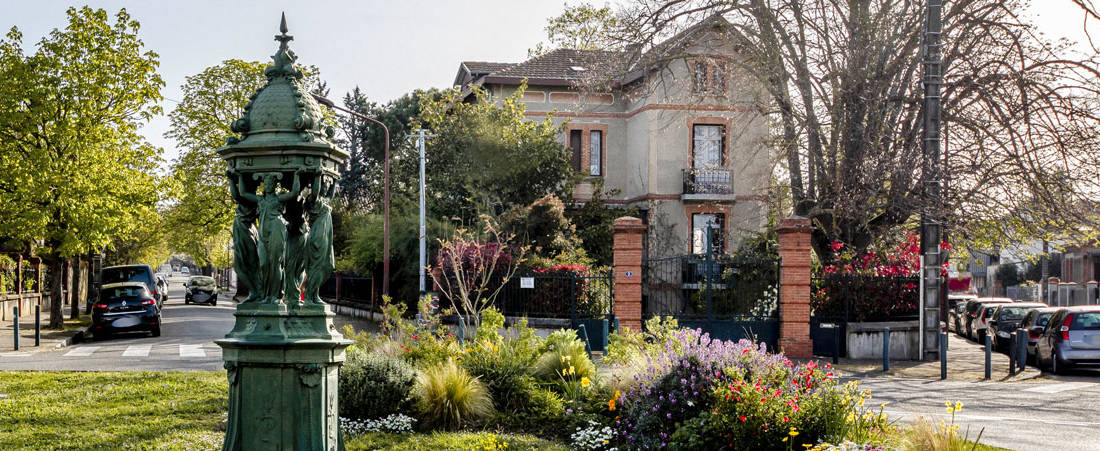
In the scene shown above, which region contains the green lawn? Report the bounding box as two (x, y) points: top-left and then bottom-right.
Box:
(0, 371), (226, 450)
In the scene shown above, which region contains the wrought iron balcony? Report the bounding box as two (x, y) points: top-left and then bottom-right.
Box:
(682, 167), (733, 200)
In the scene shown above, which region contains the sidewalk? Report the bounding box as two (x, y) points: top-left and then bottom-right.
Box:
(0, 312), (90, 353)
(831, 332), (1042, 382)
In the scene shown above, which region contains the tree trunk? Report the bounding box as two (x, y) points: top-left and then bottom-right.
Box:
(47, 257), (64, 329)
(70, 257), (82, 320)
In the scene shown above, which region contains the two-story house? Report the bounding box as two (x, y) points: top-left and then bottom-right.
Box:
(452, 17), (770, 258)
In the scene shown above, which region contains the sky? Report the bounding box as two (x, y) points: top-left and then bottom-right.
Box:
(0, 0), (570, 167)
(0, 1), (1093, 170)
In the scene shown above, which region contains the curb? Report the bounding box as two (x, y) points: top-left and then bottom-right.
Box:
(54, 326), (90, 349)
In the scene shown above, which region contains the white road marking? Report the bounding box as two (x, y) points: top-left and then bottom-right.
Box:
(884, 409), (1100, 427)
(179, 344), (205, 358)
(1, 354), (31, 358)
(1023, 382), (1096, 394)
(64, 346), (99, 357)
(122, 345), (151, 357)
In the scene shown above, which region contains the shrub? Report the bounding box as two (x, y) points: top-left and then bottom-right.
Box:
(491, 384), (568, 437)
(339, 350), (417, 420)
(461, 338), (536, 412)
(412, 359), (494, 430)
(534, 330), (595, 382)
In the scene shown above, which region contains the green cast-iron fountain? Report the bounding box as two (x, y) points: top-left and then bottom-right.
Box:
(215, 14), (350, 450)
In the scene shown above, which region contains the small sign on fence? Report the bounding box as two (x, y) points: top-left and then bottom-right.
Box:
(520, 277), (534, 289)
(625, 271), (633, 277)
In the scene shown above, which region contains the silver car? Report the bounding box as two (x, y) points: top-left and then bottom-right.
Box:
(1036, 306), (1100, 374)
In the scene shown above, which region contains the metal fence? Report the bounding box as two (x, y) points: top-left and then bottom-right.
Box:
(810, 273), (920, 356)
(320, 274), (375, 308)
(644, 253), (779, 319)
(682, 168), (733, 195)
(443, 270), (614, 321)
(642, 251), (780, 346)
(811, 273), (920, 323)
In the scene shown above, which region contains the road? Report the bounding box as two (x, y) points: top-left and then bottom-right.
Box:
(855, 375), (1100, 451)
(0, 274), (376, 371)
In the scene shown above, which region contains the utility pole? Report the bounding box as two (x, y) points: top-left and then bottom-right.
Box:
(411, 129), (434, 297)
(920, 0), (944, 362)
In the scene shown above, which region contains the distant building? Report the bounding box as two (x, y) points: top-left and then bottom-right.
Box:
(452, 17), (770, 257)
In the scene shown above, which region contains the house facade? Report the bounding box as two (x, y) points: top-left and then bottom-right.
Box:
(452, 18), (770, 258)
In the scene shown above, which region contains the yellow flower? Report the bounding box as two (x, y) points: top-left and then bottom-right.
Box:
(789, 427), (799, 436)
(581, 376), (591, 388)
(946, 407), (954, 414)
(955, 401), (964, 411)
(783, 437), (789, 442)
(945, 401), (952, 407)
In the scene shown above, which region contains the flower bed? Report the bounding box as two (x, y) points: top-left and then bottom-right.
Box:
(339, 304), (910, 450)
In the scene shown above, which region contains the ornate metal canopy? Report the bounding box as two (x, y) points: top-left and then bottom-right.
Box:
(218, 13), (347, 180)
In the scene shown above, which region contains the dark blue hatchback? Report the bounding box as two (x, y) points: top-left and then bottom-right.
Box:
(91, 282), (162, 339)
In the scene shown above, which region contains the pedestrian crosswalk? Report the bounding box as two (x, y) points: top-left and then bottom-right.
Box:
(61, 343), (216, 359)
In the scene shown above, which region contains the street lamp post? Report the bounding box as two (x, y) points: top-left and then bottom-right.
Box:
(311, 93), (391, 296)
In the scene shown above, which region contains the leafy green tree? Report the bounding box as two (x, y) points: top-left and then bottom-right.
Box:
(336, 88), (433, 211)
(164, 59), (323, 266)
(0, 7), (165, 327)
(529, 3), (622, 56)
(417, 84), (577, 222)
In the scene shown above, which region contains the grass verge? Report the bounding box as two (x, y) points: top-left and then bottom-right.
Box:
(0, 371), (226, 450)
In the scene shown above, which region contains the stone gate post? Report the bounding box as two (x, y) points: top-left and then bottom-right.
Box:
(613, 217), (646, 331)
(777, 216), (813, 358)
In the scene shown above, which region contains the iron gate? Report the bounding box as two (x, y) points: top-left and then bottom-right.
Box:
(642, 250), (780, 348)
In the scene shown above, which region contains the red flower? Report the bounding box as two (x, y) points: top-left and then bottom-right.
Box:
(830, 240), (845, 252)
(739, 416), (747, 422)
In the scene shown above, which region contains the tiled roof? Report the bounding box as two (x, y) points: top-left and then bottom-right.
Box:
(487, 48), (625, 81)
(462, 61), (514, 74)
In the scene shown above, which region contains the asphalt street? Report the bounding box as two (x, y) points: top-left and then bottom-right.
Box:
(0, 274), (375, 371)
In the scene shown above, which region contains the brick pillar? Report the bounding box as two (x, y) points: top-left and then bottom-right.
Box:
(613, 217), (646, 331)
(777, 216), (813, 358)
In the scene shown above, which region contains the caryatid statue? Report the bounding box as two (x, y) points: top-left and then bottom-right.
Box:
(303, 174), (336, 304)
(233, 169), (302, 304)
(226, 168), (260, 302)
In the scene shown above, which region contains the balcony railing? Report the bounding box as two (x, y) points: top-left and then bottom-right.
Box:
(682, 167), (733, 195)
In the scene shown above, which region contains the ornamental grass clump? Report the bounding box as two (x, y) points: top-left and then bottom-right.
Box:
(412, 359), (494, 430)
(534, 329), (596, 382)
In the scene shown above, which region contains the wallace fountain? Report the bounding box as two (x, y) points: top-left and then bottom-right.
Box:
(215, 14), (351, 450)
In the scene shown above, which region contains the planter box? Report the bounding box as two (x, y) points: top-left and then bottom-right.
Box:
(846, 321), (920, 360)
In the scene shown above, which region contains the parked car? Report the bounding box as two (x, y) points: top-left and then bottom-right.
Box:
(948, 294), (977, 334)
(963, 298), (1012, 340)
(100, 265), (163, 309)
(988, 302), (1047, 351)
(90, 282), (161, 339)
(1036, 306), (1100, 374)
(181, 267), (190, 275)
(1021, 307), (1059, 364)
(184, 276), (218, 306)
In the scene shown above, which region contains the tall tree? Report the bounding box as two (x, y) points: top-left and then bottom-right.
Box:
(0, 7), (165, 327)
(164, 60), (323, 265)
(417, 84), (577, 222)
(336, 88), (429, 211)
(553, 0), (1100, 258)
